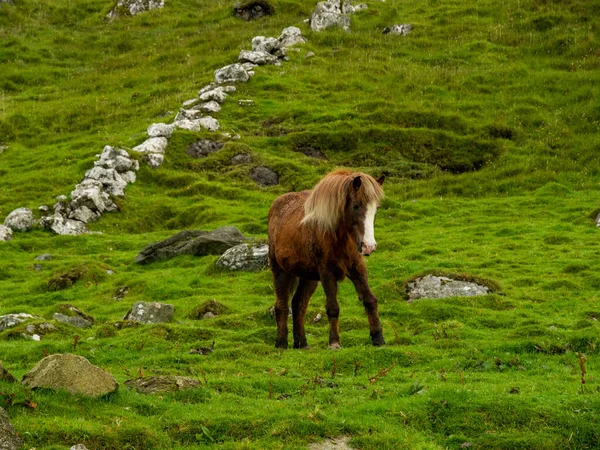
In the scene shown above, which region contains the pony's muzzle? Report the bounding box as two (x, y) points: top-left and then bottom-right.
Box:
(361, 242), (376, 256)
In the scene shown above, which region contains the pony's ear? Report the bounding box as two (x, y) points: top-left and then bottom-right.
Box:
(376, 175), (385, 185)
(352, 176), (362, 190)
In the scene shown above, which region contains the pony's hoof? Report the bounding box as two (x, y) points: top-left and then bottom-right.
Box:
(275, 341), (288, 349)
(371, 332), (385, 346)
(329, 342), (341, 350)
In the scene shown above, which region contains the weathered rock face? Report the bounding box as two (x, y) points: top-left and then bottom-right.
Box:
(382, 24), (413, 35)
(0, 313), (36, 332)
(233, 0), (274, 21)
(186, 140), (224, 158)
(135, 226), (247, 264)
(251, 166), (279, 186)
(214, 64), (250, 84)
(216, 243), (269, 272)
(124, 376), (200, 394)
(4, 207), (34, 232)
(22, 354), (119, 397)
(407, 274), (490, 302)
(0, 407), (21, 450)
(309, 0), (351, 32)
(0, 361), (16, 382)
(107, 0), (164, 19)
(123, 301), (174, 324)
(0, 225), (12, 242)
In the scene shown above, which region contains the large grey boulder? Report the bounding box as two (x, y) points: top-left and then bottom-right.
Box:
(309, 0), (351, 32)
(407, 274), (490, 302)
(216, 243), (269, 272)
(107, 0), (164, 19)
(22, 354), (119, 397)
(251, 166), (279, 186)
(214, 64), (250, 84)
(0, 407), (21, 450)
(4, 207), (34, 232)
(0, 225), (12, 242)
(124, 376), (200, 394)
(135, 226), (247, 264)
(123, 302), (174, 324)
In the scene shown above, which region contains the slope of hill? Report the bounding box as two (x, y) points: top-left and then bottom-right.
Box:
(1, 0), (599, 448)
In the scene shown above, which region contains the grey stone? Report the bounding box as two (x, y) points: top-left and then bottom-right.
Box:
(70, 445), (89, 450)
(143, 153), (164, 168)
(382, 24), (413, 35)
(173, 118), (202, 131)
(0, 313), (36, 332)
(310, 0), (351, 32)
(135, 226), (247, 264)
(182, 98), (199, 108)
(56, 195), (68, 202)
(123, 301), (174, 324)
(39, 205), (50, 213)
(214, 64), (250, 84)
(216, 243), (269, 272)
(68, 205), (100, 224)
(252, 36), (283, 55)
(203, 311), (217, 319)
(194, 101), (221, 113)
(132, 137), (168, 154)
(124, 376), (200, 394)
(147, 123), (175, 138)
(0, 407), (21, 450)
(107, 0), (164, 19)
(84, 167), (128, 196)
(22, 354), (119, 397)
(95, 146), (139, 173)
(0, 225), (12, 242)
(238, 50), (278, 65)
(251, 166), (279, 186)
(53, 313), (93, 329)
(305, 51), (315, 59)
(4, 207), (34, 232)
(174, 108), (202, 122)
(0, 362), (16, 383)
(186, 140), (224, 158)
(34, 264), (43, 272)
(198, 116), (220, 132)
(238, 99), (255, 107)
(241, 62), (258, 71)
(199, 87), (229, 103)
(34, 254), (53, 261)
(231, 153), (253, 165)
(278, 26), (307, 47)
(70, 180), (117, 214)
(23, 322), (57, 341)
(407, 274), (490, 302)
(233, 0), (274, 21)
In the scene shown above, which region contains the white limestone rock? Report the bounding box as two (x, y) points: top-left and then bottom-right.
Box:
(4, 207), (34, 232)
(132, 137), (168, 154)
(147, 123), (175, 138)
(0, 225), (13, 242)
(214, 64), (250, 84)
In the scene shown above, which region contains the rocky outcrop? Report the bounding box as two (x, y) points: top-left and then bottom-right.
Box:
(407, 274), (490, 302)
(0, 225), (12, 242)
(124, 376), (200, 394)
(309, 0), (351, 32)
(135, 226), (247, 264)
(123, 302), (174, 324)
(0, 407), (21, 450)
(216, 243), (269, 272)
(107, 0), (165, 19)
(382, 24), (413, 35)
(251, 166), (279, 186)
(4, 207), (34, 232)
(22, 354), (119, 397)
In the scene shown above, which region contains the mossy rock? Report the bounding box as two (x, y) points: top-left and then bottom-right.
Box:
(190, 300), (230, 319)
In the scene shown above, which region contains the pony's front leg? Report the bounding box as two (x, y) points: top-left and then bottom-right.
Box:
(348, 267), (385, 346)
(292, 279), (318, 349)
(321, 275), (341, 349)
(273, 267), (297, 349)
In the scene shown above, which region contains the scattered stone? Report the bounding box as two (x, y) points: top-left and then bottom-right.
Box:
(135, 226), (247, 264)
(382, 24), (413, 35)
(47, 215), (89, 236)
(22, 354), (119, 397)
(132, 136), (168, 154)
(0, 407), (21, 450)
(174, 108), (201, 122)
(107, 0), (165, 19)
(216, 243), (269, 272)
(143, 153), (165, 169)
(407, 274), (490, 302)
(231, 153), (253, 165)
(56, 195), (68, 202)
(215, 64), (250, 84)
(182, 98), (199, 108)
(278, 26), (307, 47)
(39, 205), (50, 213)
(198, 116), (220, 132)
(23, 322), (58, 340)
(312, 313), (323, 323)
(123, 301), (174, 324)
(309, 0), (351, 32)
(34, 264), (43, 272)
(147, 123), (175, 138)
(238, 50), (278, 65)
(0, 362), (16, 382)
(124, 376), (200, 394)
(251, 166), (279, 186)
(173, 119), (202, 132)
(238, 99), (255, 107)
(233, 0), (274, 21)
(0, 225), (12, 242)
(194, 101), (221, 113)
(53, 313), (93, 329)
(353, 3), (367, 11)
(252, 36), (284, 57)
(114, 286), (130, 301)
(186, 140), (224, 158)
(190, 300), (229, 319)
(199, 86), (231, 103)
(0, 313), (36, 332)
(305, 51), (315, 59)
(4, 207), (34, 232)
(295, 145), (327, 160)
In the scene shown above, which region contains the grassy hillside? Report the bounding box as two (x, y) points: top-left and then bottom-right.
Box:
(1, 0), (600, 448)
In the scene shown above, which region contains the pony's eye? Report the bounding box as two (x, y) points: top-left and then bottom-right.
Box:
(353, 205), (359, 211)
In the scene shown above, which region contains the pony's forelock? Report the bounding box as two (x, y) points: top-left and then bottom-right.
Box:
(300, 170), (384, 232)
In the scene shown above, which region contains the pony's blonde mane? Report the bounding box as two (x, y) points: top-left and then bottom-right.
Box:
(300, 169), (384, 233)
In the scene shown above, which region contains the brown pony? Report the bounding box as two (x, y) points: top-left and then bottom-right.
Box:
(268, 169), (385, 349)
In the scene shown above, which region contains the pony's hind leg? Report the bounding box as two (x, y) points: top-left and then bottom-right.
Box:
(272, 263), (297, 349)
(292, 279), (318, 349)
(321, 275), (341, 349)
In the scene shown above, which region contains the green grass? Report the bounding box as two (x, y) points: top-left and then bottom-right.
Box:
(1, 0), (600, 448)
